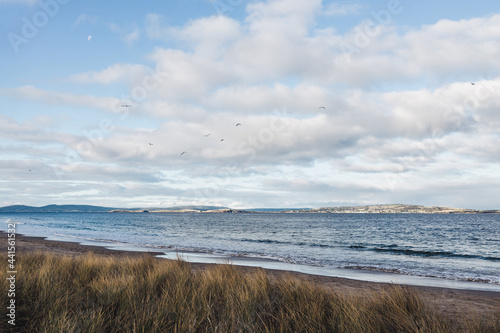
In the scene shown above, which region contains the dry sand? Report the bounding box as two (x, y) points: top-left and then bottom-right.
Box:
(2, 231), (499, 324)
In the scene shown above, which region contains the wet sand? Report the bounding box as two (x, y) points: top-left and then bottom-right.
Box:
(2, 231), (499, 323)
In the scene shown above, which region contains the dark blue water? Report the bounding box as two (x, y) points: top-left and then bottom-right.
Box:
(2, 213), (499, 285)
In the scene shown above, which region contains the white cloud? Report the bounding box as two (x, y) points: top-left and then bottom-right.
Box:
(336, 14), (500, 85)
(72, 14), (99, 28)
(204, 84), (321, 113)
(0, 114), (50, 142)
(147, 49), (233, 100)
(69, 63), (150, 85)
(0, 86), (121, 112)
(107, 22), (141, 45)
(171, 15), (241, 58)
(323, 2), (364, 16)
(144, 13), (169, 40)
(245, 0), (321, 35)
(124, 28), (140, 44)
(140, 8), (500, 90)
(399, 15), (500, 77)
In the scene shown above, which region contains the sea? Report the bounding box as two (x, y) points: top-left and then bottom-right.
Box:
(2, 212), (500, 292)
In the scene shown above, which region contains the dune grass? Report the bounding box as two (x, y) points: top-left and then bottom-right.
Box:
(1, 252), (498, 332)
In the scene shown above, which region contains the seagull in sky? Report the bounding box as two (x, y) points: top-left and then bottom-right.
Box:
(204, 133), (211, 137)
(471, 82), (476, 85)
(121, 104), (132, 108)
(180, 151), (186, 155)
(319, 106), (326, 110)
(149, 143), (153, 146)
(220, 139), (224, 142)
(236, 123), (241, 126)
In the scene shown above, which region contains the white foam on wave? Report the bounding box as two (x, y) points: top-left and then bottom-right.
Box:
(3, 219), (24, 224)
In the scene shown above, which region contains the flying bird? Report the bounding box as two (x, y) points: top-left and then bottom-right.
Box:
(149, 143), (153, 146)
(204, 133), (211, 137)
(236, 123), (241, 126)
(121, 104), (132, 108)
(220, 139), (224, 142)
(180, 151), (186, 155)
(87, 35), (92, 41)
(471, 82), (476, 85)
(319, 106), (326, 110)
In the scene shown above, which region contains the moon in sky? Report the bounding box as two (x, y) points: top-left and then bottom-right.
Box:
(88, 35), (92, 41)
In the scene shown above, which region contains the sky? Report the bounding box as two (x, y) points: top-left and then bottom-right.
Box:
(1, 0), (500, 209)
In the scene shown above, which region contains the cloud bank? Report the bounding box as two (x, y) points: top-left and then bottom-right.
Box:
(2, 0), (500, 209)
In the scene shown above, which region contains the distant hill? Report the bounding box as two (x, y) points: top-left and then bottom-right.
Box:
(151, 205), (230, 212)
(1, 204), (498, 214)
(0, 205), (116, 213)
(282, 204), (500, 214)
(110, 206), (241, 213)
(0, 204), (235, 213)
(246, 208), (312, 212)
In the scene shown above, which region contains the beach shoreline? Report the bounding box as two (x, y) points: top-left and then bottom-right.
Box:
(1, 230), (499, 323)
(5, 228), (500, 291)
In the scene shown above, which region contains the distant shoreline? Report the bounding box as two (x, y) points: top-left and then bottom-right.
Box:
(1, 203), (499, 214)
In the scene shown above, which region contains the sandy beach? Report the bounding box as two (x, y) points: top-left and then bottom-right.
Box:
(2, 231), (499, 325)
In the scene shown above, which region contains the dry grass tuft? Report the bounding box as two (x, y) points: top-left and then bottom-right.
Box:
(1, 252), (498, 332)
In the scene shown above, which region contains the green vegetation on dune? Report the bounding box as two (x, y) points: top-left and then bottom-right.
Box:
(1, 253), (498, 332)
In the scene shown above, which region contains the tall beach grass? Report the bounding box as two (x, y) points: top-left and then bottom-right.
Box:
(1, 252), (498, 332)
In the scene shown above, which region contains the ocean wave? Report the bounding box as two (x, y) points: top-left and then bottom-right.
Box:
(240, 238), (289, 245)
(346, 242), (500, 261)
(239, 238), (337, 249)
(3, 219), (24, 224)
(369, 247), (500, 261)
(53, 233), (86, 240)
(342, 265), (500, 285)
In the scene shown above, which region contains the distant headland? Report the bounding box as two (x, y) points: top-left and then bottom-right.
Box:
(281, 204), (500, 214)
(0, 204), (498, 214)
